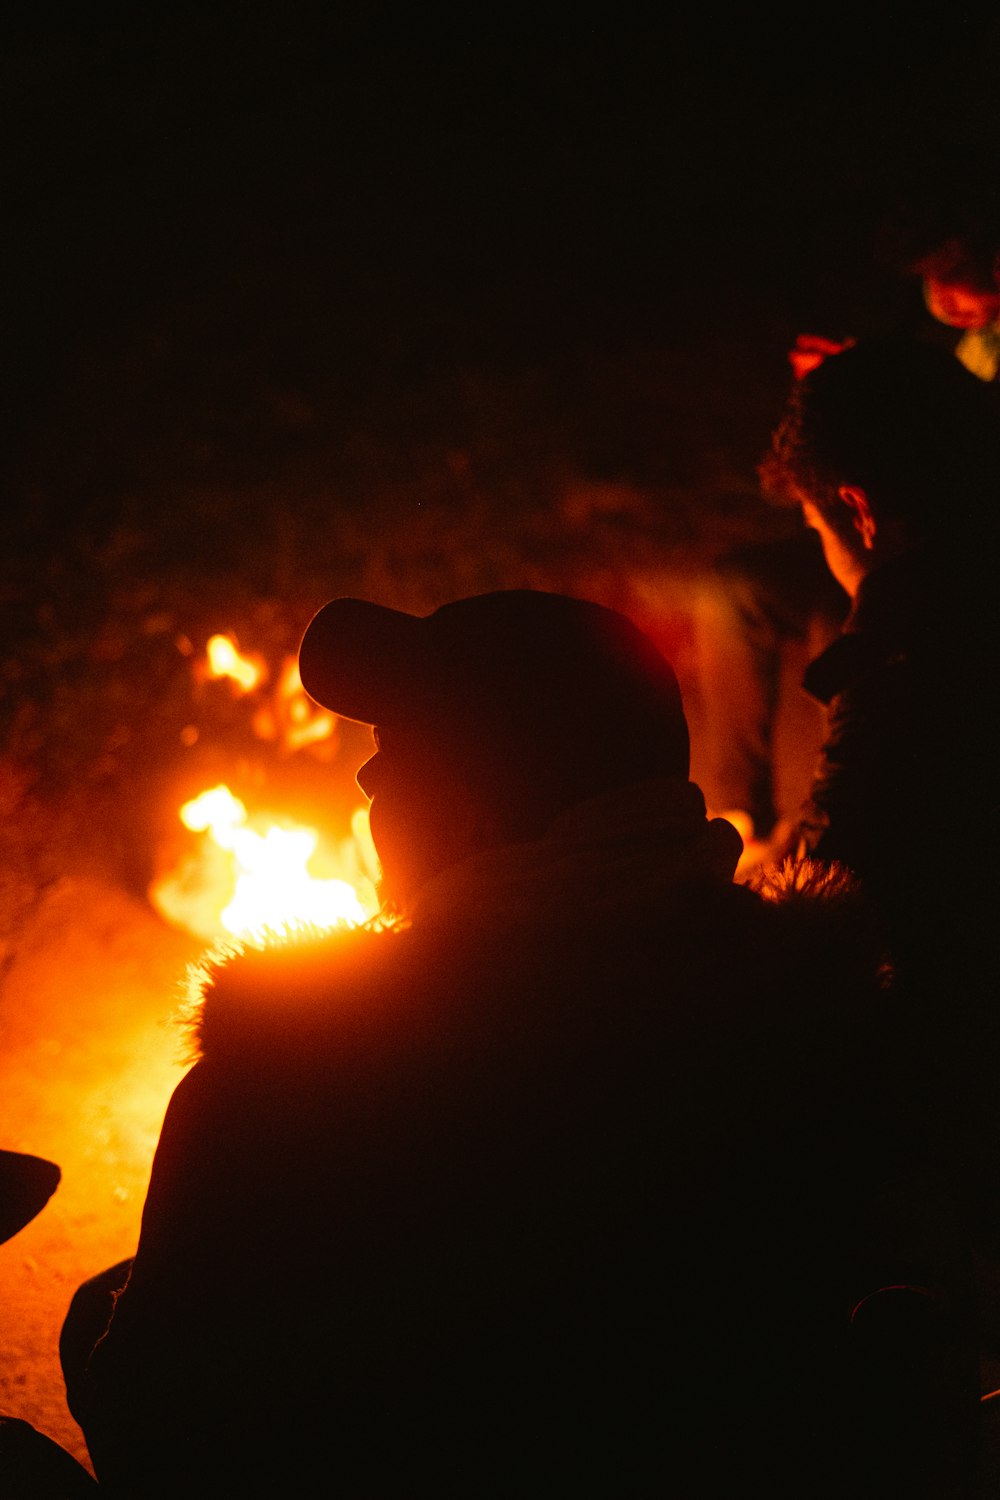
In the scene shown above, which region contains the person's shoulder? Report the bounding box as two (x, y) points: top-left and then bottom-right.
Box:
(185, 919), (417, 1066)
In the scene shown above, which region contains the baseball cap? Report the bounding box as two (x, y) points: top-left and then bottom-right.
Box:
(298, 589), (690, 793)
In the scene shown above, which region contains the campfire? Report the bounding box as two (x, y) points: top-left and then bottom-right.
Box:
(149, 633), (380, 943)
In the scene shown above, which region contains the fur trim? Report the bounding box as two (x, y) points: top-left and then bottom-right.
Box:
(747, 855), (893, 990)
(180, 916), (409, 1064)
(180, 854), (891, 1072)
(747, 854), (861, 905)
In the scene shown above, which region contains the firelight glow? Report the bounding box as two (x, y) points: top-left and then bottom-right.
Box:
(205, 634), (265, 693)
(150, 784), (379, 943)
(251, 656), (338, 751)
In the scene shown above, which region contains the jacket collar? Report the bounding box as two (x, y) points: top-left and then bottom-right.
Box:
(408, 778), (743, 930)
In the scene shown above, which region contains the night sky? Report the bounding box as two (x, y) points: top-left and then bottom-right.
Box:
(0, 9), (998, 592)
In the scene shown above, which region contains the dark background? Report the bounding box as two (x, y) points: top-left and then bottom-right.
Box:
(7, 15), (999, 509)
(2, 12), (998, 893)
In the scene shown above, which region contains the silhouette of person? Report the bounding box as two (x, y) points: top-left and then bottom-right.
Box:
(760, 333), (998, 969)
(689, 522), (845, 850)
(761, 336), (1000, 1434)
(61, 589), (979, 1496)
(704, 162), (1000, 860)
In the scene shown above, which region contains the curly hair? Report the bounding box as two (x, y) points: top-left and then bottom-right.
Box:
(758, 333), (998, 547)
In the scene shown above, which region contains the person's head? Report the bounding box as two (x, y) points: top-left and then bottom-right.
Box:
(759, 333), (997, 598)
(875, 149), (1000, 333)
(915, 236), (1000, 332)
(298, 590), (690, 907)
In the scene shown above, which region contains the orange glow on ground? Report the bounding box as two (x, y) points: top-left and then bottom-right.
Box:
(0, 878), (206, 1477)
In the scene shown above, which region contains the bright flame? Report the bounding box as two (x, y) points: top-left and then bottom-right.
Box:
(205, 634), (266, 693)
(151, 785), (379, 943)
(280, 658), (337, 750)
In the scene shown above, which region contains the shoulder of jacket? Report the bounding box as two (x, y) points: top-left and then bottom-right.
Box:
(184, 920), (413, 1063)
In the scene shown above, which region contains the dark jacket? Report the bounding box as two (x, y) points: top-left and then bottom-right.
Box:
(794, 548), (995, 938)
(71, 780), (972, 1496)
(793, 546), (1000, 1249)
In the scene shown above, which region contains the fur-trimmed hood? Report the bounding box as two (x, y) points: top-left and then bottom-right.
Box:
(184, 778), (743, 1061)
(182, 777), (888, 1102)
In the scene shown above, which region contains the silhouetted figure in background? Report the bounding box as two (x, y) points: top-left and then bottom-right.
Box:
(690, 523), (845, 845)
(61, 589), (980, 1496)
(761, 335), (1000, 1458)
(875, 151), (1000, 382)
(698, 161), (1000, 856)
(761, 333), (997, 978)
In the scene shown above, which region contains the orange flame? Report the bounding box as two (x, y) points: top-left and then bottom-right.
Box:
(250, 657), (337, 752)
(197, 634), (336, 755)
(150, 785), (380, 943)
(204, 634), (266, 693)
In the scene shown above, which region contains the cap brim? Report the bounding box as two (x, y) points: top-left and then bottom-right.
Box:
(297, 598), (426, 724)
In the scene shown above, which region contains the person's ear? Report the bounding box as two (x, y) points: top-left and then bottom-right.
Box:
(837, 485), (877, 550)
